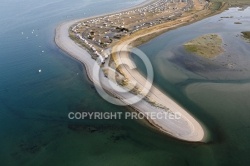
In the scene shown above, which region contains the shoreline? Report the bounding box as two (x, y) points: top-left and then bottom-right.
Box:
(55, 21), (206, 142)
(55, 0), (229, 142)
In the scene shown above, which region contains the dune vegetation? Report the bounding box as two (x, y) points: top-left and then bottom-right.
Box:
(184, 34), (224, 58)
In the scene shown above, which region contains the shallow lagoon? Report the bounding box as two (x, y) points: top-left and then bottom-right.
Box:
(135, 7), (250, 165)
(136, 7), (250, 82)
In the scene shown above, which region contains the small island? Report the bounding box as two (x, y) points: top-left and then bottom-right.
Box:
(184, 34), (224, 58)
(241, 31), (250, 41)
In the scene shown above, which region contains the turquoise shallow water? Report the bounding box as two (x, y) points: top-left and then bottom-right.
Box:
(1, 0), (250, 165)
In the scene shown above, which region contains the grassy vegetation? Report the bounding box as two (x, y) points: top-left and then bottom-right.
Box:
(212, 0), (250, 6)
(209, 2), (223, 10)
(131, 31), (165, 47)
(184, 45), (198, 52)
(69, 33), (78, 41)
(184, 34), (224, 58)
(242, 31), (250, 40)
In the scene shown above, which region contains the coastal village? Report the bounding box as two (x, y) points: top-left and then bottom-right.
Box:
(70, 0), (208, 63)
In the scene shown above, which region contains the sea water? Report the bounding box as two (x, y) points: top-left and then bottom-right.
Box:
(1, 0), (250, 165)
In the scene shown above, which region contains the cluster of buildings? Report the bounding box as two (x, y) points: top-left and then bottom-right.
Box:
(70, 0), (205, 64)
